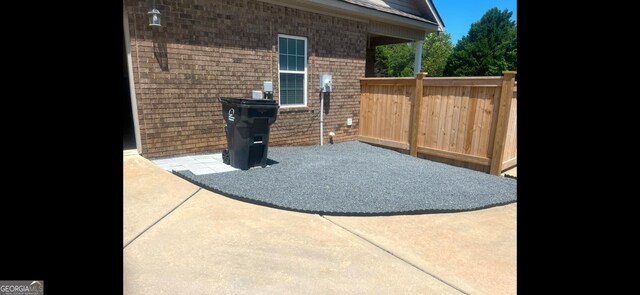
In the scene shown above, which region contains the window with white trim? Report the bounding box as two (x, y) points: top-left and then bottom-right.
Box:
(278, 35), (307, 107)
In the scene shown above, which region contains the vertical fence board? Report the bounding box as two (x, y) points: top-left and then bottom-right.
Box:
(490, 72), (517, 175)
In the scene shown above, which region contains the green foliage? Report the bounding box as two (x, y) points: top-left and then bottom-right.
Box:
(374, 32), (454, 77)
(444, 8), (517, 76)
(422, 32), (453, 77)
(375, 43), (415, 77)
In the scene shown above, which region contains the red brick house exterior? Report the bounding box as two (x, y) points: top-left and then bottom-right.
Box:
(123, 0), (443, 158)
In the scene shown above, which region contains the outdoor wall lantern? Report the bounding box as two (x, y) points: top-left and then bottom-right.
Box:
(148, 0), (161, 27)
(148, 8), (161, 26)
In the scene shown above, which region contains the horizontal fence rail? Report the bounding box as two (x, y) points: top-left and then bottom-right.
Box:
(359, 72), (517, 175)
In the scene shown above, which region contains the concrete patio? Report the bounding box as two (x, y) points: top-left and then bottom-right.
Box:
(124, 152), (516, 294)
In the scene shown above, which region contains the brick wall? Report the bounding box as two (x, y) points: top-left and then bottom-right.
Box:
(124, 0), (366, 158)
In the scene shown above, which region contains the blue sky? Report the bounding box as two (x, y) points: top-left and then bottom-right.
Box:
(431, 0), (517, 45)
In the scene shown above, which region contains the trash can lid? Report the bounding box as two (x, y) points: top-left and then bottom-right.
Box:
(220, 97), (279, 106)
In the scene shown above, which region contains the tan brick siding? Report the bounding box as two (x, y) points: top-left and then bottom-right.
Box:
(124, 0), (366, 158)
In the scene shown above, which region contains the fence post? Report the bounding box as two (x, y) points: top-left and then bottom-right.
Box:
(490, 71), (516, 175)
(409, 72), (426, 157)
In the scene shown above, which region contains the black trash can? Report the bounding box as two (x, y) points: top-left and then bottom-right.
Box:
(219, 97), (279, 170)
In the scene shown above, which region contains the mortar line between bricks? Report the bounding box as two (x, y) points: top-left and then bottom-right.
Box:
(124, 188), (201, 249)
(320, 215), (469, 295)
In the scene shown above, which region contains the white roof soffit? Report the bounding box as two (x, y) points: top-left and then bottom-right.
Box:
(259, 0), (441, 32)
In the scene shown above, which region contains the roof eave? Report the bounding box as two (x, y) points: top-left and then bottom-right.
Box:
(262, 0), (440, 32)
(318, 0), (441, 31)
(424, 0), (444, 31)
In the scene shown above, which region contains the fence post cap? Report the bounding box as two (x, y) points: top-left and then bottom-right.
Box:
(416, 72), (427, 79)
(502, 71), (516, 76)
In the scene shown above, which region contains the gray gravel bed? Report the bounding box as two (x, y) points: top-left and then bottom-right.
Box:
(174, 141), (517, 215)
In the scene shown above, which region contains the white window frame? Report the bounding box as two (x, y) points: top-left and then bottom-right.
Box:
(277, 34), (307, 108)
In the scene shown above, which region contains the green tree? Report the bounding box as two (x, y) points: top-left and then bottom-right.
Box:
(422, 32), (453, 76)
(375, 43), (414, 77)
(444, 8), (517, 76)
(374, 32), (454, 77)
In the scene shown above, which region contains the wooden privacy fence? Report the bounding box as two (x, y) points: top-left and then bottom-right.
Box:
(358, 71), (517, 175)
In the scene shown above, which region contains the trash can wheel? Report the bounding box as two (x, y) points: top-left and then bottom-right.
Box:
(222, 149), (230, 165)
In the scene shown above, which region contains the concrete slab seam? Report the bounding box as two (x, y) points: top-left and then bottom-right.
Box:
(320, 215), (469, 295)
(124, 188), (202, 249)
